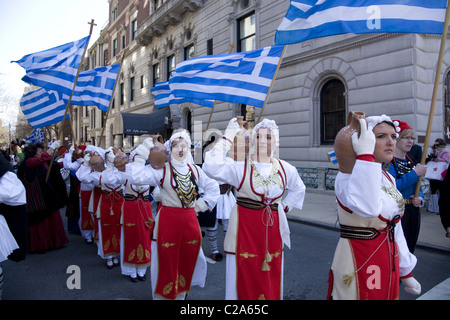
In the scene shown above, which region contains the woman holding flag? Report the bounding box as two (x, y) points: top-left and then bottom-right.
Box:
(203, 118), (306, 300)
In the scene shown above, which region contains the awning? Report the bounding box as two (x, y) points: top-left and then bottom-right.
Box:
(120, 108), (171, 135)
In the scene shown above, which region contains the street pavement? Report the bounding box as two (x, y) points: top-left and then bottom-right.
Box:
(287, 189), (450, 300)
(1, 188), (449, 301)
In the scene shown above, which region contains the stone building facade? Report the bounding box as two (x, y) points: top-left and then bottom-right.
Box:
(71, 0), (450, 174)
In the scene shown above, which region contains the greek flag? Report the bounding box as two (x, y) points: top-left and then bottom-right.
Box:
(26, 128), (45, 143)
(151, 82), (214, 108)
(275, 0), (448, 45)
(12, 36), (90, 96)
(168, 45), (285, 108)
(20, 88), (69, 128)
(67, 64), (121, 112)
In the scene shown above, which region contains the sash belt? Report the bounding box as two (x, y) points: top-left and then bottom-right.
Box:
(236, 197), (278, 211)
(339, 224), (381, 240)
(124, 194), (149, 202)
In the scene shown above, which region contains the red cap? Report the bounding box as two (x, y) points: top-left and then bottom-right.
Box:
(77, 145), (87, 152)
(393, 120), (412, 132)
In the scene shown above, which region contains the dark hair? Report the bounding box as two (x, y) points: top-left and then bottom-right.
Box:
(435, 138), (446, 147)
(23, 142), (45, 160)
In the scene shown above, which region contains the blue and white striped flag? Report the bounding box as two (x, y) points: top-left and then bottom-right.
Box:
(12, 36), (90, 96)
(168, 45), (285, 108)
(275, 0), (448, 45)
(151, 81), (215, 108)
(20, 88), (69, 128)
(26, 128), (45, 143)
(67, 63), (121, 112)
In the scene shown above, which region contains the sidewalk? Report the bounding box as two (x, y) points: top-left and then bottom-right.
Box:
(286, 188), (450, 300)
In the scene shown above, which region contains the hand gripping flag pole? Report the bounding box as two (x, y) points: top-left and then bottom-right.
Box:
(46, 19), (96, 182)
(415, 0), (450, 197)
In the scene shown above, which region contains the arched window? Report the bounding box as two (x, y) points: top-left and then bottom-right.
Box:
(185, 109), (192, 134)
(320, 79), (346, 145)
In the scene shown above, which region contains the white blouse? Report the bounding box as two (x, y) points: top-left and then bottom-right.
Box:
(335, 159), (417, 277)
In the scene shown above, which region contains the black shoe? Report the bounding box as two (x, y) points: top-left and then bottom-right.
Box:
(129, 276), (138, 282)
(112, 257), (119, 267)
(211, 252), (223, 261)
(138, 274), (147, 281)
(106, 259), (114, 269)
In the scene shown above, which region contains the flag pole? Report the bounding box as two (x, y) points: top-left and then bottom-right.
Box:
(205, 43), (236, 133)
(46, 19), (96, 182)
(99, 51), (126, 148)
(256, 45), (286, 124)
(415, 1), (450, 197)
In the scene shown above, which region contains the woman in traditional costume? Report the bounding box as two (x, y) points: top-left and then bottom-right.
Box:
(76, 146), (122, 269)
(17, 141), (68, 253)
(203, 118), (306, 300)
(99, 149), (154, 282)
(388, 120), (426, 253)
(124, 130), (219, 300)
(63, 145), (96, 244)
(328, 114), (421, 300)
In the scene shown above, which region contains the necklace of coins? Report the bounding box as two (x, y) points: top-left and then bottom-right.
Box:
(172, 167), (198, 207)
(250, 159), (283, 194)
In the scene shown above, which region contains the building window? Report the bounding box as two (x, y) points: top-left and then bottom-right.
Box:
(131, 19), (138, 41)
(167, 55), (175, 80)
(237, 12), (255, 52)
(122, 35), (126, 49)
(153, 63), (160, 87)
(237, 12), (256, 126)
(185, 110), (192, 134)
(141, 75), (144, 89)
(130, 77), (135, 102)
(184, 44), (194, 61)
(120, 83), (124, 105)
(207, 39), (213, 55)
(113, 38), (118, 57)
(320, 79), (346, 145)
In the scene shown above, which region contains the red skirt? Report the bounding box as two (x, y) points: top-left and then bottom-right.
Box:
(154, 206), (201, 300)
(235, 205), (283, 300)
(80, 190), (94, 230)
(122, 198), (154, 266)
(28, 210), (68, 252)
(349, 231), (399, 300)
(98, 191), (123, 257)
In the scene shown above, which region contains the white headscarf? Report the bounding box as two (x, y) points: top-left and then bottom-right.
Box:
(250, 118), (280, 157)
(366, 114), (400, 137)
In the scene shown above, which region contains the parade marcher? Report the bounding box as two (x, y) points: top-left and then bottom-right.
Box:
(100, 149), (154, 282)
(438, 164), (450, 239)
(388, 120), (426, 253)
(17, 141), (69, 253)
(197, 137), (234, 262)
(425, 138), (450, 213)
(76, 146), (122, 269)
(124, 130), (219, 300)
(0, 155), (26, 300)
(203, 118), (306, 300)
(0, 152), (27, 262)
(63, 145), (95, 243)
(328, 114), (420, 300)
